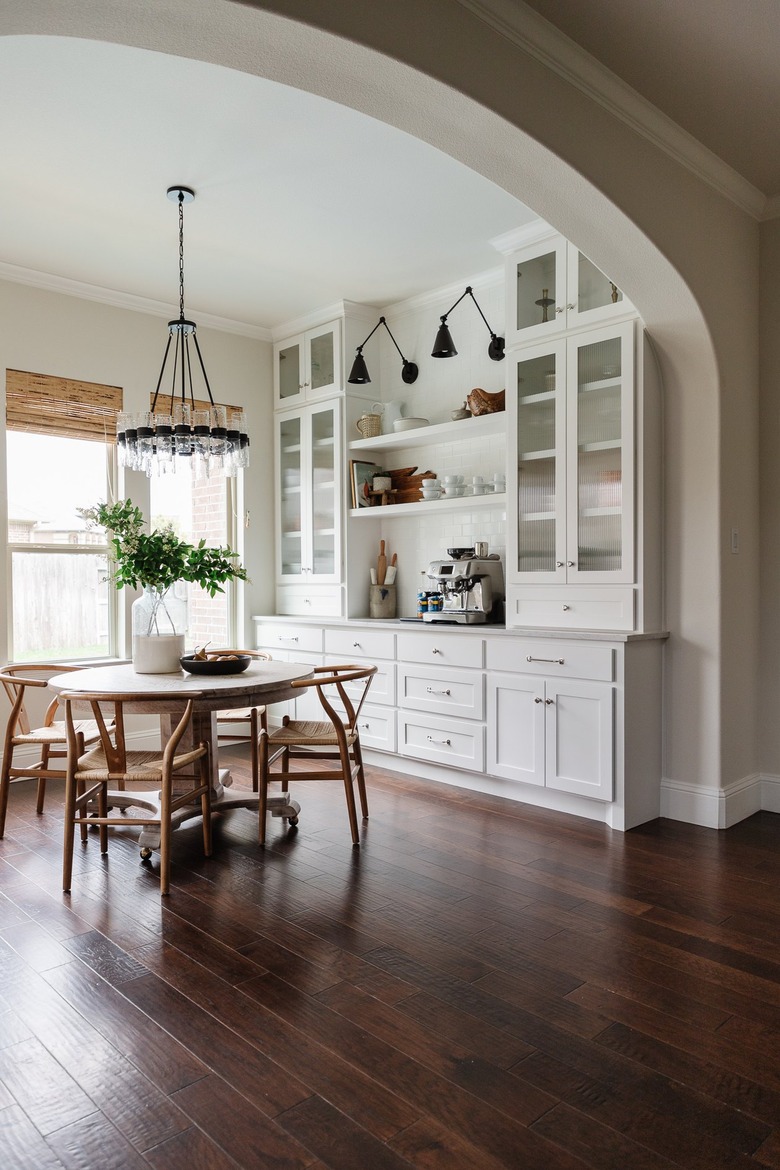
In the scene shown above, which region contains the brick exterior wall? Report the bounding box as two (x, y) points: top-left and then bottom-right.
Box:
(188, 474), (229, 649)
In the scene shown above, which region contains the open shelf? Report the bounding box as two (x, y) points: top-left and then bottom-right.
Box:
(348, 410), (505, 453)
(350, 491), (506, 519)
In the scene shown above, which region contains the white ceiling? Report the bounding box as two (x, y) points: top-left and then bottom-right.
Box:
(1, 3), (776, 336)
(0, 36), (535, 334)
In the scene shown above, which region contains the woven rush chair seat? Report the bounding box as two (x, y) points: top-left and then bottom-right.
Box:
(71, 745), (208, 783)
(258, 663), (376, 847)
(0, 664), (111, 838)
(61, 689), (212, 897)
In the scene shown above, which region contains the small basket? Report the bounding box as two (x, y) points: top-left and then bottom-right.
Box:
(357, 413), (382, 438)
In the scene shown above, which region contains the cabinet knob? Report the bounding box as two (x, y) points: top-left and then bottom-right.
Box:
(555, 306), (564, 315)
(567, 561), (575, 567)
(353, 641), (362, 648)
(567, 303), (576, 310)
(562, 605), (570, 611)
(304, 598), (311, 605)
(556, 561), (564, 568)
(432, 648), (442, 655)
(545, 698), (554, 705)
(534, 696), (543, 704)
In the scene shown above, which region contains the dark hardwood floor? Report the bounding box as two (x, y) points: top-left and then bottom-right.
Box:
(2, 750), (780, 1169)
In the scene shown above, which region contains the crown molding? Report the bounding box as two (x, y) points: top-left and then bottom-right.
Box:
(0, 261), (272, 341)
(382, 265), (502, 320)
(270, 299), (377, 341)
(458, 0), (769, 221)
(490, 220), (557, 256)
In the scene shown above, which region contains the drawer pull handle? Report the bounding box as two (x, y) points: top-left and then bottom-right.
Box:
(279, 635), (299, 643)
(526, 655), (564, 665)
(426, 687), (451, 696)
(304, 599), (311, 605)
(427, 735), (451, 746)
(361, 722), (371, 730)
(431, 648), (443, 655)
(353, 641), (362, 648)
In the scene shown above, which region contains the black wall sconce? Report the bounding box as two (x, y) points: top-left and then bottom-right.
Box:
(347, 316), (419, 385)
(431, 286), (505, 362)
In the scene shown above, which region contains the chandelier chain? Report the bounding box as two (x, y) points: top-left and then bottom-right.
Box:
(178, 192), (185, 321)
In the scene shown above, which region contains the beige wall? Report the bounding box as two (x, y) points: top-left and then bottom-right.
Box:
(0, 279), (276, 664)
(0, 0), (770, 812)
(759, 219), (780, 777)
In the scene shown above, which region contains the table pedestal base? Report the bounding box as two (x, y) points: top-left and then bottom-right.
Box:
(103, 769), (300, 852)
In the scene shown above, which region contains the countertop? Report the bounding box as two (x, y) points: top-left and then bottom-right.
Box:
(252, 614), (669, 643)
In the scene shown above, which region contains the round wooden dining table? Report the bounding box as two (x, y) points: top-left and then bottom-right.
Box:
(48, 659), (314, 849)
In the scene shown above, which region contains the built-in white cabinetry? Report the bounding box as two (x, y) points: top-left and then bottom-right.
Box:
(504, 231), (633, 347)
(274, 320), (341, 408)
(252, 617), (666, 831)
(486, 639), (614, 801)
(505, 318), (660, 633)
(275, 399), (343, 601)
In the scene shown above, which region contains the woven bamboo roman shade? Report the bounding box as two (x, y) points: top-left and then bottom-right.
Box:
(6, 370), (123, 443)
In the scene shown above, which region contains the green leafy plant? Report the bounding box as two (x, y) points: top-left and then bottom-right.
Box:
(80, 498), (248, 597)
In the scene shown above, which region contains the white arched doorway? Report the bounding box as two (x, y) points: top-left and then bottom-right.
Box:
(3, 0), (753, 819)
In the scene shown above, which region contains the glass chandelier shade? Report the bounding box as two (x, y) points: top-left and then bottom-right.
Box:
(117, 186), (250, 478)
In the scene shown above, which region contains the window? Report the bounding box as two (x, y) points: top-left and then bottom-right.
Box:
(6, 371), (121, 661)
(150, 465), (239, 651)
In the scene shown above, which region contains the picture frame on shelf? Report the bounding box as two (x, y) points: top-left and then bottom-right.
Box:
(350, 460), (382, 508)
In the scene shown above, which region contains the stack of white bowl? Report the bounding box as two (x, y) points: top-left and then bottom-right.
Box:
(421, 477), (442, 500)
(442, 474), (465, 496)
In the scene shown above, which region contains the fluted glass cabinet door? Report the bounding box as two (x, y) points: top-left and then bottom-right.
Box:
(307, 402), (338, 579)
(277, 414), (303, 577)
(567, 322), (634, 582)
(511, 339), (567, 581)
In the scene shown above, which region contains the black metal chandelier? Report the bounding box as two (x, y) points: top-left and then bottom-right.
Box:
(431, 285), (505, 362)
(117, 186), (250, 478)
(347, 316), (419, 386)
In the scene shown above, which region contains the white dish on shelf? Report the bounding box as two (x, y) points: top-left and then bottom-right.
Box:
(393, 417), (428, 432)
(421, 489), (442, 500)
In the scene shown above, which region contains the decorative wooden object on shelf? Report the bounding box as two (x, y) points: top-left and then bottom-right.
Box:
(387, 466), (437, 504)
(368, 488), (398, 506)
(466, 387), (505, 415)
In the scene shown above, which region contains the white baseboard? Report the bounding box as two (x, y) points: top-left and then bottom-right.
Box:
(660, 772), (767, 828)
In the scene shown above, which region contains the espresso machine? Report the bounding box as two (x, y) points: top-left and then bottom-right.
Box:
(424, 547), (505, 624)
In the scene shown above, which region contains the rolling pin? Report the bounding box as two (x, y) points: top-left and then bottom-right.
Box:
(377, 539), (387, 586)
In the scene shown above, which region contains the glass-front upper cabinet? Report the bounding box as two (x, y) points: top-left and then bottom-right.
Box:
(508, 321), (634, 584)
(273, 320), (341, 408)
(506, 235), (630, 347)
(275, 400), (342, 584)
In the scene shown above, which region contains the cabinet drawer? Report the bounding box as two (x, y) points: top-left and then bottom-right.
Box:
(506, 586), (634, 632)
(397, 630), (483, 669)
(325, 627), (395, 661)
(255, 621), (324, 654)
(275, 584), (343, 617)
(486, 638), (615, 682)
(340, 661), (395, 707)
(355, 703), (396, 753)
(398, 711), (484, 771)
(398, 664), (484, 719)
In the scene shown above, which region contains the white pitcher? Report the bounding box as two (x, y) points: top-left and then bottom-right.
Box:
(373, 400), (404, 433)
